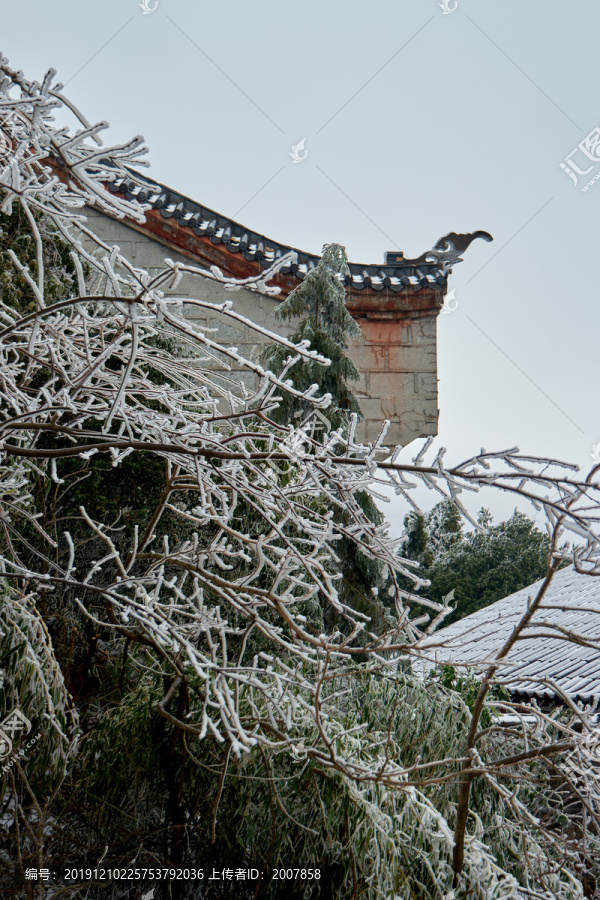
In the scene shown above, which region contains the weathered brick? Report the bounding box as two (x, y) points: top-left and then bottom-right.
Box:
(417, 372), (438, 398)
(208, 320), (247, 343)
(367, 373), (418, 399)
(347, 343), (389, 371)
(385, 345), (436, 371)
(356, 320), (413, 346)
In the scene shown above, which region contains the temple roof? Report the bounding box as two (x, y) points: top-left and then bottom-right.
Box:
(418, 566), (600, 705)
(107, 172), (492, 295)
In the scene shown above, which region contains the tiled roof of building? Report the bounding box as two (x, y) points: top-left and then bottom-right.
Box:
(418, 566), (600, 705)
(108, 173), (492, 294)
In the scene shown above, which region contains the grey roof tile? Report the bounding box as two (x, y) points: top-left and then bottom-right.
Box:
(107, 173), (492, 294)
(418, 567), (600, 704)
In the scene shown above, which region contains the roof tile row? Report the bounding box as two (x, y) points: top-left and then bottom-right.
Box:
(418, 566), (600, 705)
(109, 175), (490, 294)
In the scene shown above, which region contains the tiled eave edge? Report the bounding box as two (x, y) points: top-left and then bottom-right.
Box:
(103, 180), (448, 307)
(115, 202), (444, 318)
(43, 157), (457, 316)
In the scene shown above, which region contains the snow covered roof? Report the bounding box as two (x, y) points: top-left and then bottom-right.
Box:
(417, 566), (600, 705)
(106, 172), (491, 294)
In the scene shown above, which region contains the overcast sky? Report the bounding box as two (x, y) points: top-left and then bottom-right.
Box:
(3, 0), (599, 530)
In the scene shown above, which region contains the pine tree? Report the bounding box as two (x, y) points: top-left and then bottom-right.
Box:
(262, 243), (388, 631)
(262, 243), (362, 430)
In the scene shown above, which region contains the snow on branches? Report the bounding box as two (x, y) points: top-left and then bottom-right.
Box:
(2, 55), (600, 898)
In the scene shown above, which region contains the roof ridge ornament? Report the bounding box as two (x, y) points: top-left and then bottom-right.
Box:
(419, 230), (493, 270)
(385, 231), (493, 270)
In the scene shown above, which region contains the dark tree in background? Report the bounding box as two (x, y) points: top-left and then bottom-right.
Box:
(402, 500), (551, 623)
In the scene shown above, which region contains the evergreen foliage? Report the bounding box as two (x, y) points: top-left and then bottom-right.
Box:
(262, 243), (362, 431)
(0, 197), (591, 900)
(2, 58), (599, 900)
(402, 500), (552, 623)
(262, 243), (389, 632)
(0, 190), (78, 312)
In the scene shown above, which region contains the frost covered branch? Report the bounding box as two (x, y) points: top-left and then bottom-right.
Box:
(2, 55), (600, 899)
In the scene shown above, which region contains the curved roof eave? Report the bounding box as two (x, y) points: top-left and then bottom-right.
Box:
(106, 172), (492, 297)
